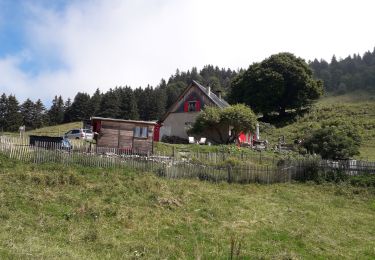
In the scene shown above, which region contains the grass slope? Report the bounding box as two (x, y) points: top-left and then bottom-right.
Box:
(261, 91), (375, 160)
(0, 155), (374, 259)
(27, 122), (83, 137)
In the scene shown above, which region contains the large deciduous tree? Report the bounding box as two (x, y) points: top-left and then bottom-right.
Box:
(230, 53), (323, 116)
(190, 104), (257, 144)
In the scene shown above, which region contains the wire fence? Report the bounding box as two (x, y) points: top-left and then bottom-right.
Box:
(1, 136), (374, 184)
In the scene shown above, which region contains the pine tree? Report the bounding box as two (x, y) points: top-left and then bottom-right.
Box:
(69, 92), (91, 121)
(119, 87), (139, 120)
(5, 95), (22, 132)
(0, 93), (7, 132)
(20, 98), (36, 130)
(63, 98), (72, 123)
(34, 99), (47, 128)
(97, 89), (120, 118)
(48, 95), (65, 125)
(89, 88), (102, 117)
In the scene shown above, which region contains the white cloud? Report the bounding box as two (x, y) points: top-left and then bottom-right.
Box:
(0, 0), (375, 103)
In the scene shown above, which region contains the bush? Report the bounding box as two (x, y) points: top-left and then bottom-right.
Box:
(349, 174), (375, 187)
(303, 122), (361, 160)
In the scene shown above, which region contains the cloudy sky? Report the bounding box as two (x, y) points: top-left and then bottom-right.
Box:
(0, 0), (374, 104)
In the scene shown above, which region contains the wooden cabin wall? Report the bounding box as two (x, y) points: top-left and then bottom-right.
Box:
(97, 120), (154, 153)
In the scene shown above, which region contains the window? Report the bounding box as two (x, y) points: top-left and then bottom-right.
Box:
(188, 101), (196, 112)
(134, 126), (148, 138)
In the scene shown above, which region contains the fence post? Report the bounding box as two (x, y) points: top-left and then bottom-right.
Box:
(227, 165), (232, 183)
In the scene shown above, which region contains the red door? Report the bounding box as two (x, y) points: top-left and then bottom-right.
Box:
(153, 123), (161, 142)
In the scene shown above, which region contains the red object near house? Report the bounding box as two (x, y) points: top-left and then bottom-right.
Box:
(184, 102), (189, 112)
(196, 100), (201, 111)
(238, 132), (253, 146)
(154, 123), (161, 142)
(239, 132), (247, 143)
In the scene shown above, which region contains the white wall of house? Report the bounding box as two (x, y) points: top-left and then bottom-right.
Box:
(160, 112), (199, 140)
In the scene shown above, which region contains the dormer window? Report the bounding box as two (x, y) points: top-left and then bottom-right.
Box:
(188, 101), (196, 112)
(184, 100), (201, 112)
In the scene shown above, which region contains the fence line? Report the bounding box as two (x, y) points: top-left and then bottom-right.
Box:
(0, 136), (374, 185)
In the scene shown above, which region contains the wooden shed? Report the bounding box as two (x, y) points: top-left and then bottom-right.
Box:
(91, 117), (156, 154)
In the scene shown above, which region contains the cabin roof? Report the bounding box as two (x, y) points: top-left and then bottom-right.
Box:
(159, 80), (230, 123)
(192, 80), (230, 108)
(91, 117), (157, 125)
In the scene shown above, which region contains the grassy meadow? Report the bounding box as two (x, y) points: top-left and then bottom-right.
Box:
(0, 155), (374, 259)
(260, 91), (375, 161)
(28, 122), (83, 137)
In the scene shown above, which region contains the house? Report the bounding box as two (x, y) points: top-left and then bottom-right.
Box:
(156, 80), (232, 144)
(91, 117), (156, 154)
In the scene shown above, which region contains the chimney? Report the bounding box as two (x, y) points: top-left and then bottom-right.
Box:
(217, 90), (222, 99)
(208, 85), (211, 96)
(256, 123), (260, 141)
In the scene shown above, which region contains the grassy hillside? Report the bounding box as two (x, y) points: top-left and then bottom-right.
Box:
(27, 122), (83, 137)
(261, 91), (375, 160)
(0, 155), (374, 258)
(18, 91), (375, 161)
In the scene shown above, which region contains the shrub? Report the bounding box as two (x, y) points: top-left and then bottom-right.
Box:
(303, 122), (361, 160)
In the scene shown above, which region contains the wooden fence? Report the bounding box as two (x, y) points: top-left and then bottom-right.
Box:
(0, 136), (374, 184)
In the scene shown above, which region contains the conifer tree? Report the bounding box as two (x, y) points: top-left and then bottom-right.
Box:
(69, 92), (91, 121)
(89, 88), (102, 117)
(98, 89), (120, 118)
(119, 87), (139, 120)
(0, 93), (8, 132)
(20, 98), (35, 129)
(34, 99), (47, 128)
(48, 95), (65, 125)
(5, 95), (22, 132)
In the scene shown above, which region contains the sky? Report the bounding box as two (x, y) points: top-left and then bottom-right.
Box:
(0, 0), (375, 104)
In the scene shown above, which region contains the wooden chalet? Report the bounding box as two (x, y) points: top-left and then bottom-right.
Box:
(156, 80), (231, 143)
(91, 117), (156, 154)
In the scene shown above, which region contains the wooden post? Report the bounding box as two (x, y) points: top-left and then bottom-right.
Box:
(227, 165), (232, 183)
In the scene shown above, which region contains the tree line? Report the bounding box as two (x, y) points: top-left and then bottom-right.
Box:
(310, 47), (375, 93)
(0, 65), (237, 132)
(1, 47), (375, 132)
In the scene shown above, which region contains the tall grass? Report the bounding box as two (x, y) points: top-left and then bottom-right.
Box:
(0, 155), (374, 258)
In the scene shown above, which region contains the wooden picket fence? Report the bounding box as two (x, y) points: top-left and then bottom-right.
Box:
(0, 136), (374, 184)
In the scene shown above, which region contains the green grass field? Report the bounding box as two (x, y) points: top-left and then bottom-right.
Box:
(0, 155), (374, 259)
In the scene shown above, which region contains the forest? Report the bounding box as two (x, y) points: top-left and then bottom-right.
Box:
(1, 48), (375, 132)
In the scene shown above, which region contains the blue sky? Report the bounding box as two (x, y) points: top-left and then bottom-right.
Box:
(1, 0), (375, 106)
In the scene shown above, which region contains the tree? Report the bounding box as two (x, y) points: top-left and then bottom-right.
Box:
(303, 121), (361, 160)
(63, 98), (72, 123)
(20, 98), (36, 129)
(89, 88), (102, 117)
(5, 95), (22, 132)
(48, 95), (65, 125)
(230, 53), (324, 116)
(190, 104), (257, 144)
(0, 93), (7, 132)
(97, 89), (120, 118)
(221, 104), (258, 142)
(69, 92), (91, 121)
(119, 87), (139, 120)
(34, 99), (47, 128)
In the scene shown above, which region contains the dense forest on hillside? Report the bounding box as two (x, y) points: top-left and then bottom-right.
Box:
(1, 48), (375, 132)
(310, 48), (375, 93)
